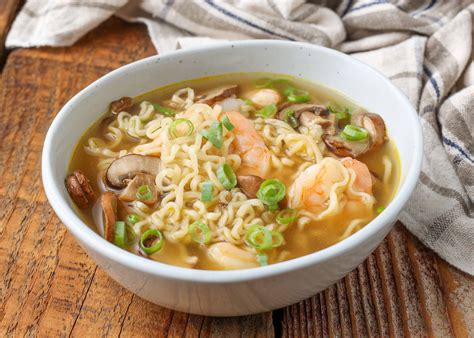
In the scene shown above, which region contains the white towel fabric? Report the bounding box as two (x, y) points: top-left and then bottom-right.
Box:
(6, 0), (474, 275)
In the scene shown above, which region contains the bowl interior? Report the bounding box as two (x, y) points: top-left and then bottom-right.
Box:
(43, 40), (422, 279)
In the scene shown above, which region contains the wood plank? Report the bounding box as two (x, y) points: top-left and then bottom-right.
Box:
(280, 223), (474, 337)
(0, 0), (22, 63)
(0, 17), (273, 337)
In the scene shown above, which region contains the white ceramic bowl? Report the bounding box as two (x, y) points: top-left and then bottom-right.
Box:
(42, 40), (422, 316)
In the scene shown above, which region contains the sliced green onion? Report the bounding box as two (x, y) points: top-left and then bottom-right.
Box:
(284, 86), (310, 103)
(136, 184), (153, 201)
(256, 103), (277, 118)
(140, 229), (164, 254)
(268, 203), (279, 211)
(341, 124), (369, 141)
(221, 115), (234, 131)
(200, 121), (223, 148)
(114, 221), (127, 248)
(276, 208), (297, 225)
(271, 231), (285, 248)
(217, 163), (237, 190)
(245, 224), (272, 250)
(189, 221), (212, 245)
(152, 103), (176, 117)
(283, 109), (300, 128)
(377, 206), (385, 214)
(256, 179), (286, 207)
(169, 118), (194, 138)
(257, 253), (268, 266)
(201, 182), (214, 202)
(328, 104), (350, 120)
(255, 78), (273, 88)
(242, 98), (254, 106)
(127, 214), (140, 225)
(256, 78), (292, 89)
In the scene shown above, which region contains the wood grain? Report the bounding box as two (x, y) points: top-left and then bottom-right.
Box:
(0, 16), (473, 337)
(0, 0), (22, 64)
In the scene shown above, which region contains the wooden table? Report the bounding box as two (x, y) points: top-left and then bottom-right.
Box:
(0, 11), (472, 338)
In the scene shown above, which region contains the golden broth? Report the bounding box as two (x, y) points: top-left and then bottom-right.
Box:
(69, 72), (400, 270)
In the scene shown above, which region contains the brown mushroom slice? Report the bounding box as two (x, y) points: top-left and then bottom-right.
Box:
(65, 170), (95, 209)
(110, 96), (133, 114)
(196, 85), (239, 106)
(237, 175), (263, 199)
(351, 112), (386, 148)
(322, 134), (370, 158)
(119, 173), (159, 206)
(106, 154), (161, 188)
(277, 103), (328, 121)
(101, 192), (117, 242)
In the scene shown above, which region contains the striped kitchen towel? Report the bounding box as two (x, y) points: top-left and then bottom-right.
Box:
(6, 0), (473, 274)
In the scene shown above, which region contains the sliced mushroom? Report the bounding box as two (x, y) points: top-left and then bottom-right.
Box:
(299, 111), (337, 135)
(110, 96), (133, 114)
(106, 154), (161, 188)
(119, 173), (159, 206)
(196, 85), (239, 106)
(65, 170), (95, 209)
(101, 192), (117, 242)
(237, 175), (263, 199)
(277, 103), (328, 121)
(351, 112), (386, 148)
(248, 89), (281, 108)
(322, 134), (370, 158)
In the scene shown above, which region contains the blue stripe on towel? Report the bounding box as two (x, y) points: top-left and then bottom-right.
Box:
(442, 136), (474, 164)
(205, 0), (295, 41)
(423, 66), (441, 100)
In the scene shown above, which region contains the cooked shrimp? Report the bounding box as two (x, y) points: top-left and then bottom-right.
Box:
(248, 89), (281, 108)
(208, 242), (258, 269)
(288, 158), (346, 213)
(341, 158), (373, 194)
(225, 111), (271, 178)
(289, 157), (374, 216)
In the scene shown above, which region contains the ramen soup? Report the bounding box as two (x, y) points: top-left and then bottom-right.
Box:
(66, 73), (400, 270)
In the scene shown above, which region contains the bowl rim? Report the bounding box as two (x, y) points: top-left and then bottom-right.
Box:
(42, 39), (423, 283)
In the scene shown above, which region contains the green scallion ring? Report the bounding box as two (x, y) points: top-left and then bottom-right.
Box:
(257, 253), (268, 266)
(255, 103), (277, 118)
(200, 121), (223, 148)
(328, 104), (350, 120)
(169, 118), (194, 138)
(136, 184), (153, 201)
(256, 179), (286, 206)
(189, 221), (212, 245)
(271, 231), (285, 248)
(283, 109), (300, 128)
(127, 214), (140, 225)
(255, 78), (273, 88)
(284, 86), (310, 103)
(245, 224), (273, 251)
(201, 181), (214, 202)
(217, 163), (237, 190)
(341, 124), (369, 141)
(152, 103), (176, 117)
(276, 208), (298, 225)
(139, 229), (164, 254)
(114, 221), (127, 248)
(221, 115), (235, 131)
(376, 206), (385, 214)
